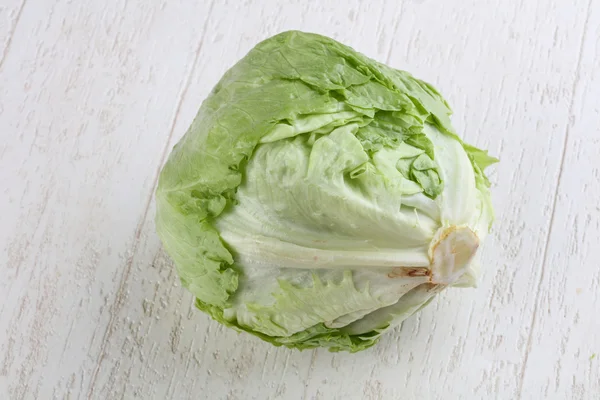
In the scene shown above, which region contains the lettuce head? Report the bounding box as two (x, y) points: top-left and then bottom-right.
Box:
(155, 31), (497, 352)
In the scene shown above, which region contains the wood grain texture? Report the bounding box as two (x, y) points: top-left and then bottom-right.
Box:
(520, 1), (600, 398)
(1, 0), (598, 399)
(1, 0), (217, 398)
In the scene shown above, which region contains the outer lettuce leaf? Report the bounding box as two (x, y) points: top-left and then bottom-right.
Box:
(462, 142), (500, 188)
(196, 298), (381, 352)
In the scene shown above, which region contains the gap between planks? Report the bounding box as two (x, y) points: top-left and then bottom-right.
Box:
(84, 0), (217, 397)
(0, 0), (28, 71)
(516, 0), (595, 397)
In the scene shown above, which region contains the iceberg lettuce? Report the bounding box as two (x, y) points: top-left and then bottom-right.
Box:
(156, 31), (497, 352)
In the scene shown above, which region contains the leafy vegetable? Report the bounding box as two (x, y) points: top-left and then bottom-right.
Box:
(156, 31), (497, 352)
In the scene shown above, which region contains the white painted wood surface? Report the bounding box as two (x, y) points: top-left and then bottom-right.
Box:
(1, 0), (599, 398)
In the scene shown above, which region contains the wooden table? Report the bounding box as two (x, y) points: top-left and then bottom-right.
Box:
(2, 1), (599, 399)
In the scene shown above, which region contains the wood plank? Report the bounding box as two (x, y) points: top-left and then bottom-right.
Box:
(0, 1), (214, 398)
(302, 0), (594, 398)
(88, 1), (410, 399)
(520, 1), (600, 398)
